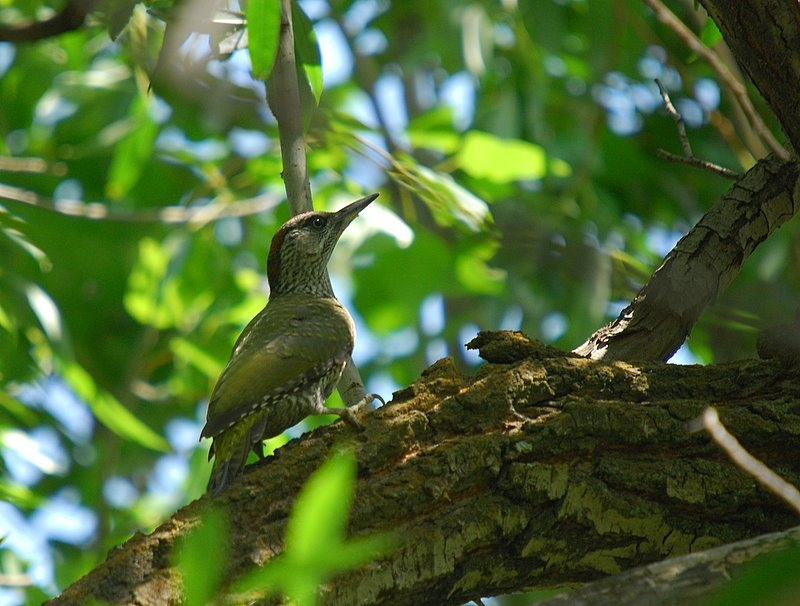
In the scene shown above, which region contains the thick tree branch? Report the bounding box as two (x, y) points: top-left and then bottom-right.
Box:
(697, 0), (800, 155)
(537, 525), (800, 606)
(46, 332), (800, 605)
(574, 155), (800, 361)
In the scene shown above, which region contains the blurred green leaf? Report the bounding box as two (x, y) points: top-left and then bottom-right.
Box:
(105, 95), (161, 201)
(456, 131), (548, 183)
(62, 361), (169, 452)
(233, 449), (395, 605)
(175, 506), (229, 606)
(171, 336), (223, 380)
(700, 18), (723, 47)
(708, 545), (800, 606)
(247, 0), (281, 80)
(391, 156), (493, 233)
(293, 3), (323, 107)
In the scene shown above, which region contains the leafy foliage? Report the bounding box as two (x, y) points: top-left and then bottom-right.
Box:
(232, 449), (395, 605)
(0, 0), (796, 603)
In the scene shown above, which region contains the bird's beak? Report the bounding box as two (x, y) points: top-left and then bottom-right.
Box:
(334, 192), (379, 230)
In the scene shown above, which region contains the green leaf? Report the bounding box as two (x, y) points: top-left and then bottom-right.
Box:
(285, 448), (356, 561)
(62, 362), (169, 452)
(455, 130), (548, 183)
(170, 336), (224, 380)
(175, 507), (229, 606)
(392, 157), (492, 233)
(700, 18), (723, 47)
(124, 237), (172, 328)
(408, 107), (461, 154)
(233, 450), (396, 604)
(247, 0), (281, 80)
(105, 95), (160, 200)
(292, 3), (323, 106)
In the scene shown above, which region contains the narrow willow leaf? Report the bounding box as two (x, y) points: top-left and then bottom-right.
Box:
(247, 0), (281, 80)
(62, 362), (169, 452)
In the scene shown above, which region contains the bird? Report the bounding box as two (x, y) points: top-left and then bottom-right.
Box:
(200, 193), (379, 495)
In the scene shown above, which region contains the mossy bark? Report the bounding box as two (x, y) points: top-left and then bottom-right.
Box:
(47, 332), (800, 606)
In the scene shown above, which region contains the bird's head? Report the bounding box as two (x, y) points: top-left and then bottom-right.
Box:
(267, 193), (379, 297)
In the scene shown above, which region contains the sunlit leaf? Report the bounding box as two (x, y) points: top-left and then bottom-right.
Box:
(455, 131), (547, 183)
(700, 18), (723, 47)
(285, 449), (356, 560)
(247, 0), (281, 80)
(408, 107), (461, 154)
(391, 156), (492, 233)
(233, 450), (395, 604)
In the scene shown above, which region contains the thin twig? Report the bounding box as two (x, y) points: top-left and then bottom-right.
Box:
(655, 149), (741, 180)
(0, 183), (281, 225)
(641, 0), (787, 159)
(655, 78), (742, 180)
(656, 79), (692, 157)
(695, 407), (800, 516)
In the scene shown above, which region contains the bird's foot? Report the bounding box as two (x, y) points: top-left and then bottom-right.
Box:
(327, 394), (383, 433)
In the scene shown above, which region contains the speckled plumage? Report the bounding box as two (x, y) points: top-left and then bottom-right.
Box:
(201, 194), (378, 494)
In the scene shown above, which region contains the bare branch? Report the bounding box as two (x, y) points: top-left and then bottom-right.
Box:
(641, 0), (787, 159)
(655, 149), (741, 180)
(655, 78), (741, 179)
(0, 183), (281, 225)
(656, 78), (693, 157)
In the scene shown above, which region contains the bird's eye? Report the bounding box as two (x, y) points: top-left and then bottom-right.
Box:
(310, 216), (326, 229)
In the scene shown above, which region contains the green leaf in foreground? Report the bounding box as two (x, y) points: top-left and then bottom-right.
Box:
(247, 0), (281, 80)
(232, 449), (396, 606)
(175, 506), (229, 606)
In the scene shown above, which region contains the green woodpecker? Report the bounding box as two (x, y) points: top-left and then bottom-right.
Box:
(201, 193), (379, 494)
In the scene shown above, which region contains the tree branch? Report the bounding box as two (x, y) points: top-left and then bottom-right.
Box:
(45, 332), (800, 605)
(697, 0), (800, 156)
(654, 79), (741, 180)
(574, 155), (800, 361)
(537, 525), (800, 606)
(265, 0), (312, 216)
(0, 0), (93, 42)
(641, 0), (787, 159)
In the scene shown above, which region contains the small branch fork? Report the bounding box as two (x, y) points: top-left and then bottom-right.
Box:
(655, 79), (742, 180)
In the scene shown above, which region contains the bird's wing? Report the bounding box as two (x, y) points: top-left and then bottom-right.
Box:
(200, 298), (354, 439)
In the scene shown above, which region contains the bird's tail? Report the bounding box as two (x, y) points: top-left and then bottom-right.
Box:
(206, 442), (249, 495)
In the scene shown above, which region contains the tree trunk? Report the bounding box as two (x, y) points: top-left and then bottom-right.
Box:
(47, 332), (800, 605)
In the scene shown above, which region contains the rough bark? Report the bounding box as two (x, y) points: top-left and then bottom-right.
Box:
(574, 155), (800, 361)
(698, 0), (800, 154)
(47, 332), (800, 606)
(575, 0), (800, 361)
(536, 525), (800, 606)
